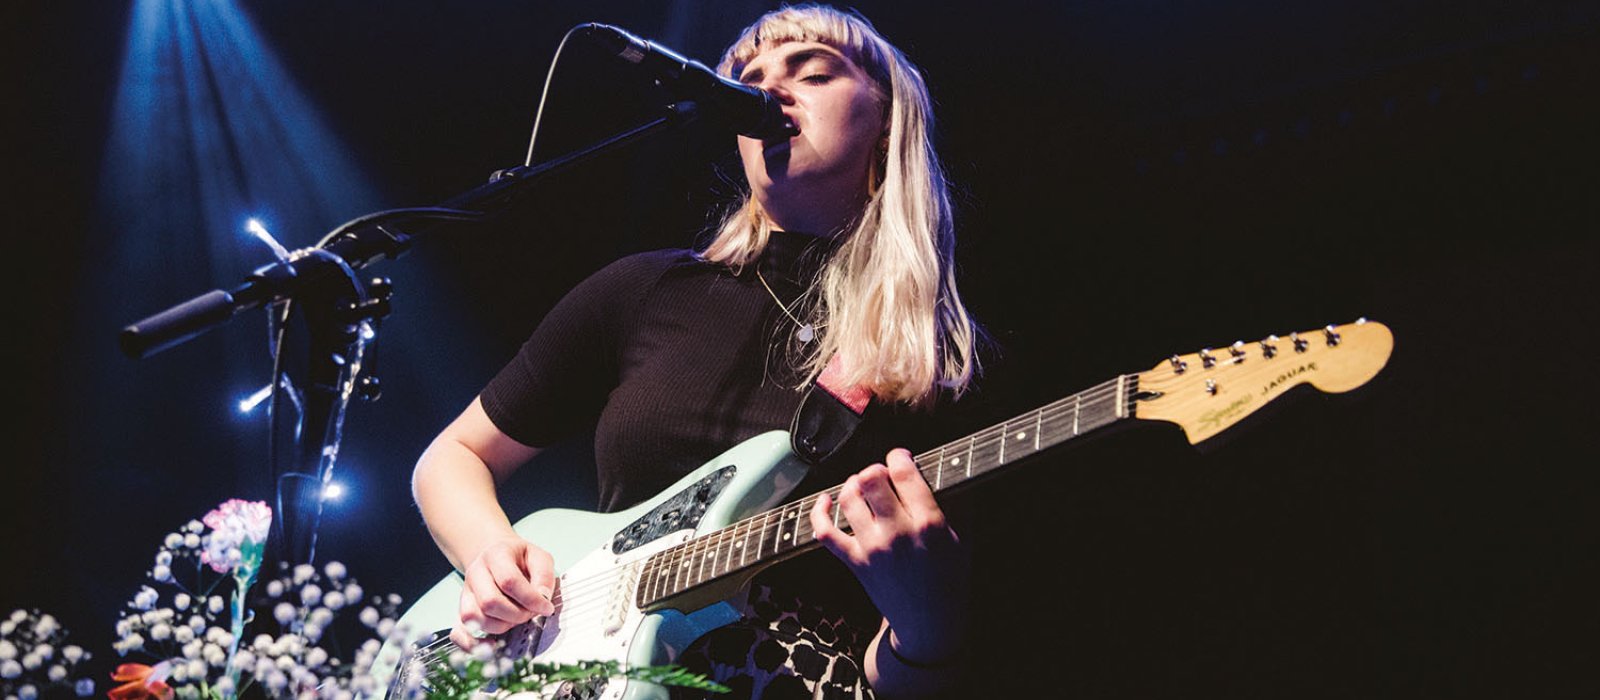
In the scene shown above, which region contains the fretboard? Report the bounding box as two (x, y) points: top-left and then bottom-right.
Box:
(635, 375), (1136, 609)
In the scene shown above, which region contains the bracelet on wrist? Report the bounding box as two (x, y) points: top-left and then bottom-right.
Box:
(885, 629), (961, 670)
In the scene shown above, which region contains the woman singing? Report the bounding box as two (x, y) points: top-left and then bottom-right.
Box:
(413, 6), (983, 698)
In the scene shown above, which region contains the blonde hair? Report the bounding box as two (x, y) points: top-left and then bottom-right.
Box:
(701, 4), (981, 409)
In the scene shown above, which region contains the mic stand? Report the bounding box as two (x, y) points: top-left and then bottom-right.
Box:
(267, 266), (392, 567)
(121, 101), (705, 565)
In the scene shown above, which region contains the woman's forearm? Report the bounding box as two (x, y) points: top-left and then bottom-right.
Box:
(412, 435), (521, 572)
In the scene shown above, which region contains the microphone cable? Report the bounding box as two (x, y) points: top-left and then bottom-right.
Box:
(524, 24), (589, 167)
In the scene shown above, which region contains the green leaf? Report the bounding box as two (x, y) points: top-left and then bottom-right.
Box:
(418, 657), (729, 699)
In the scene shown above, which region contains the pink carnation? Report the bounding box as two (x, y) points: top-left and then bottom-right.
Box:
(200, 500), (272, 574)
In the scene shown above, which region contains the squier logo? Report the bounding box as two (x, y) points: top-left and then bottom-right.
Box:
(1199, 395), (1252, 431)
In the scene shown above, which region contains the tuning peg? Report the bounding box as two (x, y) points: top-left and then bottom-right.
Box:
(1260, 335), (1279, 358)
(1229, 341), (1246, 362)
(1291, 333), (1308, 353)
(1324, 324), (1342, 347)
(1198, 348), (1216, 369)
(1205, 378), (1218, 395)
(1169, 355), (1188, 374)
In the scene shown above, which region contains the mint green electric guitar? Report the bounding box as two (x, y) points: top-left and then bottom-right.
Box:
(378, 320), (1393, 699)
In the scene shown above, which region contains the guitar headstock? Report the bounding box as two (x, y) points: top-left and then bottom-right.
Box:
(1132, 319), (1393, 444)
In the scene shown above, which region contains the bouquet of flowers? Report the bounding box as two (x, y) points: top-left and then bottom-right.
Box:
(109, 498), (396, 700)
(101, 499), (724, 700)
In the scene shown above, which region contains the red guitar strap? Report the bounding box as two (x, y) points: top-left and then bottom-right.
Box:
(816, 353), (873, 414)
(790, 353), (873, 465)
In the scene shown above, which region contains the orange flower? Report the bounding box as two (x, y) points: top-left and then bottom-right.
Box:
(108, 662), (174, 700)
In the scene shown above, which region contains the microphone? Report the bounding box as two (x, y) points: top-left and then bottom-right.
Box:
(579, 23), (796, 141)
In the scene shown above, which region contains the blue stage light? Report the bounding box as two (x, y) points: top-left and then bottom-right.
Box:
(238, 384), (273, 414)
(246, 218), (292, 261)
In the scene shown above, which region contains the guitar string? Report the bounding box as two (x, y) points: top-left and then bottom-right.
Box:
(466, 350), (1321, 617)
(416, 343), (1357, 662)
(529, 364), (1276, 610)
(497, 349), (1327, 611)
(530, 379), (1134, 609)
(411, 358), (1327, 649)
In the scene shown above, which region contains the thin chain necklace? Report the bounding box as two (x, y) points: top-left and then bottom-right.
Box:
(755, 269), (818, 343)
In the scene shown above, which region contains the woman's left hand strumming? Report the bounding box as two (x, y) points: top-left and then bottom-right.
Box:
(809, 447), (971, 665)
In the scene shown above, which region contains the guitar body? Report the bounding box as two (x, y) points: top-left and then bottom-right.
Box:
(382, 431), (812, 699)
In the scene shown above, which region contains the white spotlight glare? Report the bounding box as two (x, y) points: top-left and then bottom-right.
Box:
(322, 483), (345, 501)
(245, 217), (292, 261)
(237, 384), (273, 414)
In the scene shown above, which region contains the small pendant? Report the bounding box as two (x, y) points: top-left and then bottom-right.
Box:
(797, 324), (815, 343)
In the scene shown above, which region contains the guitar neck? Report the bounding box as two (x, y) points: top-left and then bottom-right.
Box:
(636, 375), (1137, 609)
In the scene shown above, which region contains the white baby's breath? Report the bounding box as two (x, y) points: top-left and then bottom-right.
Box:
(108, 504), (419, 700)
(274, 603), (297, 626)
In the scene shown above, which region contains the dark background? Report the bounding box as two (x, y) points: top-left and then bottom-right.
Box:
(5, 1), (1598, 697)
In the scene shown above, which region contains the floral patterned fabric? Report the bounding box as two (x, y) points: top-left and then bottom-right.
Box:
(672, 582), (882, 700)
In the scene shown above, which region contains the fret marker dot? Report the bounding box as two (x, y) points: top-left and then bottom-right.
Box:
(1015, 432), (1027, 441)
(951, 457), (961, 466)
(681, 562), (690, 568)
(783, 533), (792, 540)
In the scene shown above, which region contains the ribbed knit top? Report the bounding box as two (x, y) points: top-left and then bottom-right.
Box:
(481, 230), (906, 512)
